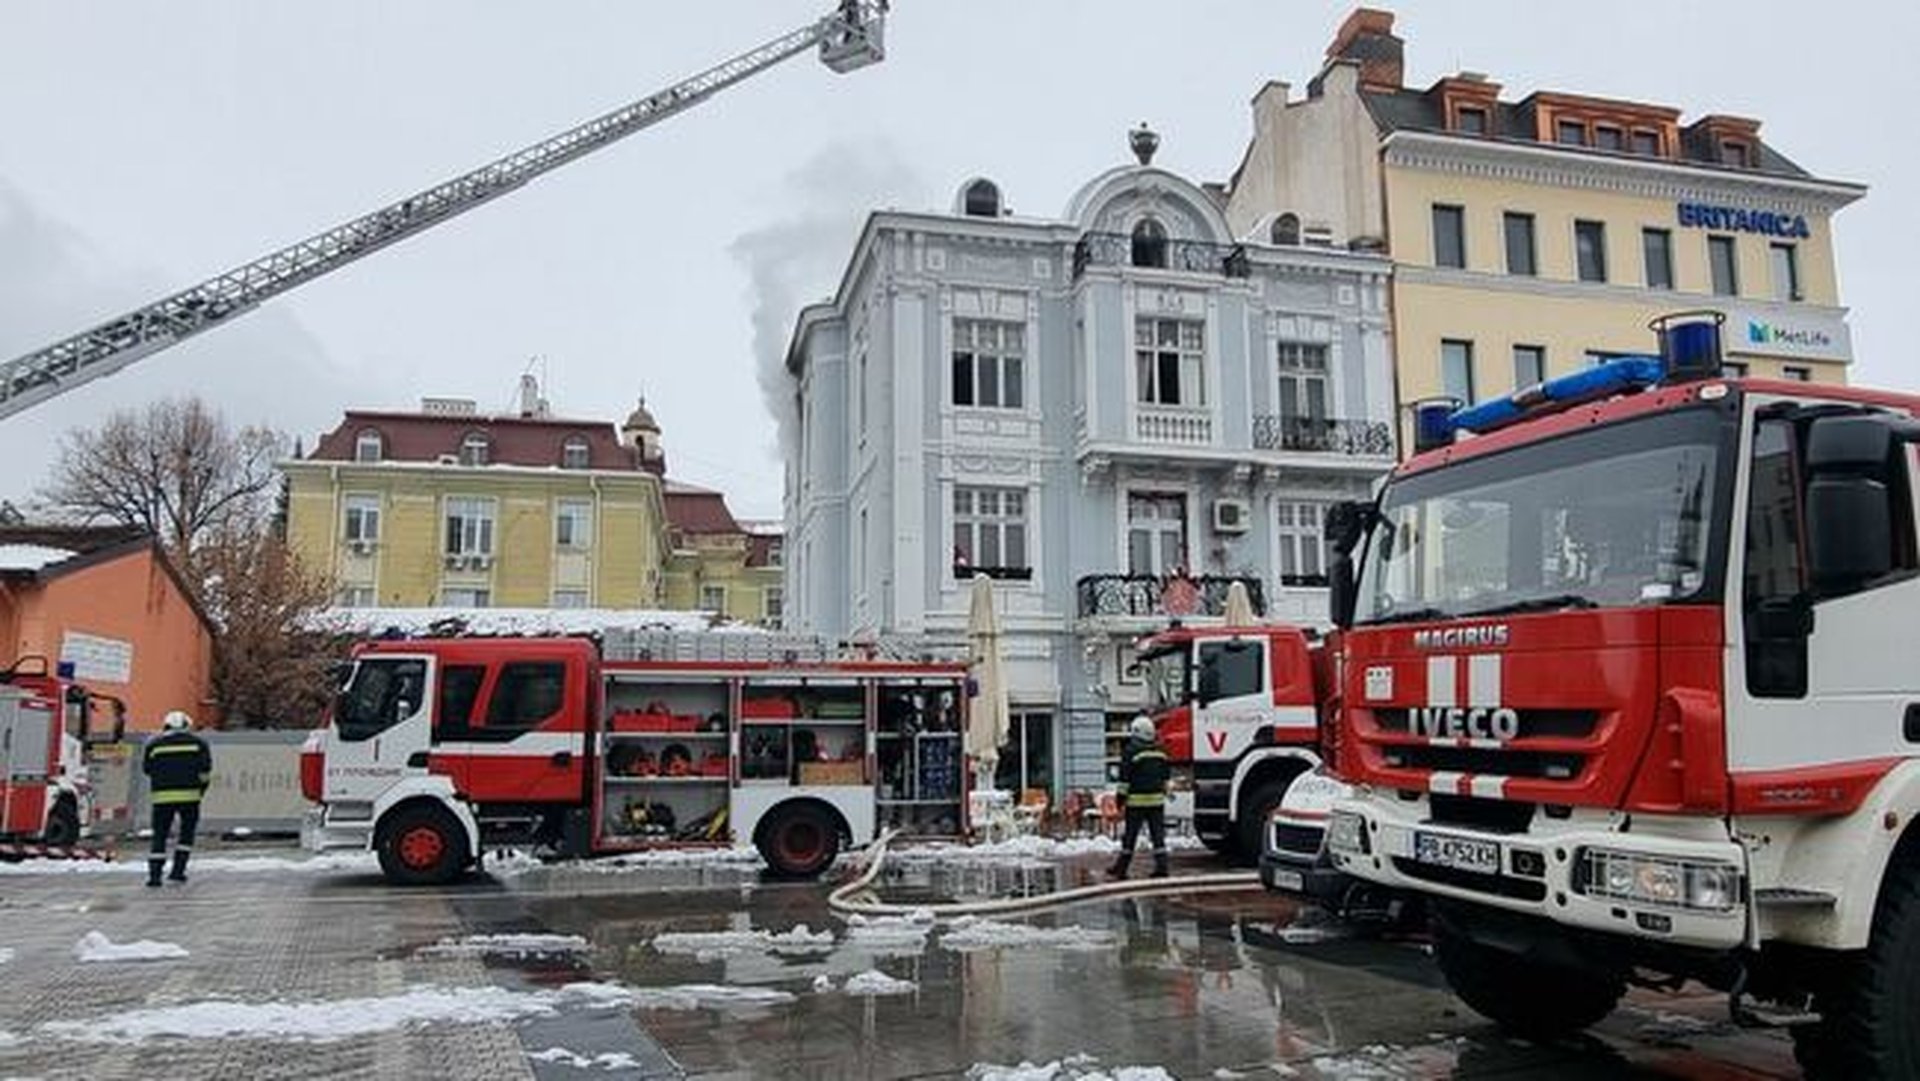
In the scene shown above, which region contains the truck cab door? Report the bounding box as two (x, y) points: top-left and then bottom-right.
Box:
(1193, 639), (1269, 762)
(324, 655), (432, 804)
(446, 658), (585, 805)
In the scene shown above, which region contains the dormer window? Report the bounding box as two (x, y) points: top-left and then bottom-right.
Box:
(1594, 125), (1624, 152)
(1631, 130), (1662, 156)
(354, 429), (383, 463)
(561, 435), (590, 470)
(1270, 213), (1301, 246)
(460, 432), (491, 467)
(1719, 139), (1750, 167)
(1455, 106), (1488, 135)
(1555, 119), (1586, 145)
(1130, 218), (1168, 269)
(962, 179), (1002, 218)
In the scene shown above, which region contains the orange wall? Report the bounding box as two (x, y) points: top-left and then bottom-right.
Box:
(0, 550), (214, 731)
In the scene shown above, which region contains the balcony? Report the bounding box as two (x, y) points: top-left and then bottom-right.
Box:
(1072, 233), (1251, 281)
(1252, 415), (1395, 457)
(1135, 404), (1214, 446)
(1076, 574), (1267, 620)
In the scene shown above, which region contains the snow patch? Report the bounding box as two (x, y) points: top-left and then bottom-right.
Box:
(490, 845), (770, 877)
(0, 544), (75, 572)
(0, 947), (13, 964)
(966, 1056), (1173, 1081)
(812, 974), (835, 992)
(1306, 1045), (1417, 1079)
(528, 1046), (642, 1071)
(844, 910), (935, 953)
(626, 984), (796, 1011)
(418, 933), (588, 958)
(0, 852), (379, 877)
(311, 606), (735, 638)
(74, 931), (189, 963)
(650, 924), (834, 960)
(940, 917), (1116, 953)
(842, 969), (916, 996)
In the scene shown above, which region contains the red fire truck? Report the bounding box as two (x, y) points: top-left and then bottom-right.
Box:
(0, 657), (125, 854)
(1319, 314), (1920, 1074)
(1133, 623), (1329, 860)
(301, 634), (970, 884)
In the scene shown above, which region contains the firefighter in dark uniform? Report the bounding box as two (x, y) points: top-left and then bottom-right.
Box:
(1108, 714), (1171, 879)
(143, 710), (212, 887)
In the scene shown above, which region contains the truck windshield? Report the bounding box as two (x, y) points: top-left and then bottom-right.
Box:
(1356, 406), (1733, 624)
(335, 658), (428, 742)
(1140, 648), (1189, 713)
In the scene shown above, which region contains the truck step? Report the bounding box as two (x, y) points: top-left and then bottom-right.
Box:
(1754, 887), (1838, 908)
(0, 842), (114, 863)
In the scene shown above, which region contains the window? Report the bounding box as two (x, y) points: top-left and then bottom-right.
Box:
(354, 430), (383, 462)
(1575, 220), (1608, 282)
(768, 540), (783, 567)
(1441, 340), (1476, 403)
(343, 494), (380, 545)
(1631, 130), (1661, 156)
(337, 586), (375, 608)
(953, 487), (1029, 576)
(1127, 492), (1187, 575)
(1782, 365), (1812, 382)
(560, 436), (590, 469)
(1709, 235), (1739, 296)
(335, 658), (427, 742)
(552, 589), (589, 609)
(1771, 243), (1802, 301)
(699, 584), (727, 612)
(963, 179), (1001, 218)
(485, 662), (566, 732)
(951, 319), (1025, 409)
(1512, 345), (1546, 388)
(1130, 219), (1168, 268)
(459, 432), (491, 466)
(1642, 228), (1674, 290)
(440, 587), (491, 608)
(763, 586), (784, 626)
(1456, 106), (1488, 135)
(1197, 641), (1265, 702)
(444, 497), (495, 556)
(1744, 418), (1805, 697)
(555, 499), (592, 549)
(1722, 361), (1750, 378)
(857, 351), (868, 436)
(1134, 317), (1206, 406)
(1276, 501), (1328, 586)
(1276, 342), (1329, 427)
(1594, 125), (1624, 152)
(1431, 204), (1466, 269)
(1269, 212), (1300, 246)
(993, 711), (1055, 798)
(1719, 140), (1749, 167)
(436, 664), (487, 738)
(1556, 119), (1586, 145)
(1503, 212), (1536, 276)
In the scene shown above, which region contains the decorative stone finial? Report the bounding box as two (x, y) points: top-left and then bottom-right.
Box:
(1130, 123), (1160, 166)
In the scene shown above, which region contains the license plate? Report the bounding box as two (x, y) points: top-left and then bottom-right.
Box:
(1413, 831), (1500, 875)
(1268, 868), (1304, 892)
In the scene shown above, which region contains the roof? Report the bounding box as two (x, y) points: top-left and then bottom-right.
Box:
(737, 519), (784, 538)
(0, 525), (216, 633)
(0, 544), (79, 572)
(312, 607), (731, 638)
(309, 410), (642, 471)
(664, 486), (741, 536)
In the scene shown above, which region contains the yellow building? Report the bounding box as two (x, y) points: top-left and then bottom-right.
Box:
(661, 483), (784, 628)
(285, 392), (671, 609)
(1223, 9), (1865, 442)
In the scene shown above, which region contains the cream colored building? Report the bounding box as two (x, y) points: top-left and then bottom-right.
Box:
(1223, 9), (1865, 441)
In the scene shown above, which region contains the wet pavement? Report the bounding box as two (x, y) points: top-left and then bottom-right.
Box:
(0, 844), (1803, 1079)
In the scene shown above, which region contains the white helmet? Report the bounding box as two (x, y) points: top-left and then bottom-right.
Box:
(1129, 715), (1157, 741)
(161, 710), (193, 733)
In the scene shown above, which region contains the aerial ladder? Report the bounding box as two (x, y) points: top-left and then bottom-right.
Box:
(0, 2), (887, 420)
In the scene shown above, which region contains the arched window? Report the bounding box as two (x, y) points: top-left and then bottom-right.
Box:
(962, 179), (1002, 218)
(460, 432), (491, 467)
(1131, 218), (1168, 269)
(353, 429), (384, 463)
(1270, 212), (1301, 246)
(561, 435), (590, 470)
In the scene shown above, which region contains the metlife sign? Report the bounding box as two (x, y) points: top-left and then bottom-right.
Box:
(1676, 201), (1811, 239)
(1721, 304), (1852, 361)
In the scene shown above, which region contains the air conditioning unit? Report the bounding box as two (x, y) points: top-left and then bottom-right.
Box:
(469, 554), (494, 571)
(1211, 498), (1251, 534)
(347, 538), (374, 556)
(437, 453), (460, 466)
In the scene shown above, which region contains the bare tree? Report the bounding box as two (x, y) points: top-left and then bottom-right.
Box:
(39, 397), (284, 556)
(194, 521), (339, 728)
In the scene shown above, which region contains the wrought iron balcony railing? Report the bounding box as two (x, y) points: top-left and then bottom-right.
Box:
(1252, 415), (1395, 456)
(1072, 233), (1251, 280)
(1075, 574), (1267, 620)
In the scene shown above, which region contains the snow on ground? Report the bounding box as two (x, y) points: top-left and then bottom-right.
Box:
(488, 846), (770, 877)
(0, 946), (13, 964)
(0, 851), (380, 877)
(74, 931), (189, 963)
(843, 910), (936, 954)
(417, 933), (588, 958)
(966, 1054), (1174, 1081)
(625, 984), (796, 1011)
(649, 925), (834, 960)
(940, 916), (1116, 953)
(1306, 1045), (1420, 1079)
(841, 969), (916, 996)
(891, 833), (1206, 866)
(527, 1047), (642, 1071)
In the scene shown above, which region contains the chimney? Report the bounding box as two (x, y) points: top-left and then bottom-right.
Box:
(517, 373), (541, 418)
(1326, 8), (1404, 90)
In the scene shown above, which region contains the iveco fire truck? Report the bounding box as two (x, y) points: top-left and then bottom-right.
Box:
(302, 634), (969, 884)
(1320, 313), (1920, 1076)
(0, 657), (124, 855)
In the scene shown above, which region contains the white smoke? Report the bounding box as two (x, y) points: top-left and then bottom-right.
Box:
(730, 140), (928, 463)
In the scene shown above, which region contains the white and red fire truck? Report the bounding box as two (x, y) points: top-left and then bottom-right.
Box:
(0, 656), (124, 857)
(1319, 313), (1920, 1075)
(301, 634), (970, 884)
(1133, 623), (1329, 860)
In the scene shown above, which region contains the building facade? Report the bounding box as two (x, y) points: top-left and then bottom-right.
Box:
(662, 483), (785, 627)
(784, 139), (1395, 793)
(285, 389), (671, 610)
(1222, 8), (1865, 440)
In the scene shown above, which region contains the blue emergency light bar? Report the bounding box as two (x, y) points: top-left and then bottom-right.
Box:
(1411, 312), (1724, 454)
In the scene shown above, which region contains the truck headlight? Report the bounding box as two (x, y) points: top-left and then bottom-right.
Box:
(1580, 848), (1739, 912)
(1326, 811), (1369, 856)
(1686, 864), (1737, 911)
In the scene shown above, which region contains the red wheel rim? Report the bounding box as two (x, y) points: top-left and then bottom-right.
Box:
(778, 820), (826, 868)
(399, 825), (445, 870)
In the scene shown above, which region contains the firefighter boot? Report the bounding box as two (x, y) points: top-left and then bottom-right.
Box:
(146, 857), (164, 888)
(1107, 853), (1131, 881)
(1151, 851), (1170, 879)
(167, 850), (190, 884)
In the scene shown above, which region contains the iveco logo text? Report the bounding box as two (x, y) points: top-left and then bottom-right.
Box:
(1412, 706), (1521, 742)
(1412, 625), (1510, 650)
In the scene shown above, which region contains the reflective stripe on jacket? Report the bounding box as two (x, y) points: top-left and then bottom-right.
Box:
(143, 731), (212, 806)
(1117, 741), (1170, 809)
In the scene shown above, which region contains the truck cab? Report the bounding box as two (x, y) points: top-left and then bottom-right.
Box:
(1, 657), (124, 848)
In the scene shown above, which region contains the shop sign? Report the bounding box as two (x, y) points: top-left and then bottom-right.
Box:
(1676, 201), (1810, 238)
(1720, 305), (1852, 360)
(61, 631), (133, 684)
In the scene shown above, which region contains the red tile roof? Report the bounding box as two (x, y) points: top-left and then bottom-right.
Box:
(309, 411), (644, 471)
(664, 484), (741, 536)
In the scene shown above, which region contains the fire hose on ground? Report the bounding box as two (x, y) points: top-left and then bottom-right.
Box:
(827, 828), (1262, 920)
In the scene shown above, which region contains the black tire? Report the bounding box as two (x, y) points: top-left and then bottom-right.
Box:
(376, 804), (469, 886)
(41, 799), (80, 848)
(1231, 778), (1290, 866)
(1433, 919), (1623, 1038)
(1791, 857), (1920, 1079)
(757, 804), (840, 879)
(1198, 832), (1236, 856)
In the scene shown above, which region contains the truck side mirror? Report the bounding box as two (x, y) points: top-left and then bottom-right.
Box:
(1804, 415), (1905, 591)
(1328, 556), (1358, 630)
(1324, 500), (1374, 630)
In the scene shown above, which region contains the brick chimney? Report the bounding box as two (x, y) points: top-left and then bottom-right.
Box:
(1326, 8), (1404, 90)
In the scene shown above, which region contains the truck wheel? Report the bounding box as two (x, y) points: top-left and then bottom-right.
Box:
(376, 805), (469, 886)
(1433, 920), (1622, 1038)
(41, 800), (80, 848)
(1791, 858), (1920, 1079)
(757, 805), (840, 879)
(1232, 779), (1289, 866)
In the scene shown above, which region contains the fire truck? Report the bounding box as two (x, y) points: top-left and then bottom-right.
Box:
(1133, 623), (1330, 860)
(301, 634), (970, 884)
(1319, 313), (1920, 1075)
(0, 657), (125, 855)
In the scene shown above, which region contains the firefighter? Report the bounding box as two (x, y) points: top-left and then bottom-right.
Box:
(143, 710), (212, 887)
(1108, 714), (1171, 880)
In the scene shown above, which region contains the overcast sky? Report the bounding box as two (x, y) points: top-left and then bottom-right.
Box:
(3, 1), (1914, 519)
